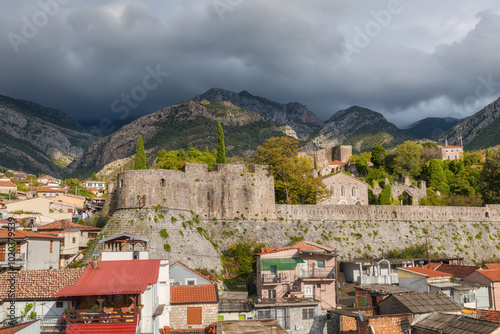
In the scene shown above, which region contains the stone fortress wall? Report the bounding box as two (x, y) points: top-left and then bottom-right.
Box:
(100, 163), (500, 268)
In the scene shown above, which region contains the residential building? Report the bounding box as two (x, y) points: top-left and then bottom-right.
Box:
(323, 160), (346, 176)
(169, 260), (211, 286)
(412, 312), (500, 334)
(169, 284), (219, 330)
(342, 258), (415, 285)
(0, 177), (17, 195)
(55, 259), (170, 334)
(442, 145), (463, 160)
(0, 229), (62, 271)
(37, 175), (61, 185)
(82, 181), (106, 196)
(484, 264), (500, 270)
(8, 170), (27, 180)
(99, 232), (150, 261)
(327, 308), (411, 334)
(464, 269), (500, 311)
(37, 220), (101, 268)
(429, 281), (489, 309)
(256, 241), (337, 309)
(0, 268), (84, 330)
(4, 197), (73, 224)
(218, 291), (254, 321)
(320, 172), (368, 205)
(377, 292), (463, 322)
(36, 190), (85, 208)
(431, 263), (480, 279)
(398, 267), (453, 292)
(254, 298), (328, 334)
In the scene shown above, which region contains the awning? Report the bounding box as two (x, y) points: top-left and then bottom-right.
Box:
(261, 258), (304, 270)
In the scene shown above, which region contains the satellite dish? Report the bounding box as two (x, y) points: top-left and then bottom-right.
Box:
(358, 310), (364, 322)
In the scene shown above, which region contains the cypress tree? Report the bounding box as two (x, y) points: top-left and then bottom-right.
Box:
(134, 135), (147, 170)
(216, 121), (226, 164)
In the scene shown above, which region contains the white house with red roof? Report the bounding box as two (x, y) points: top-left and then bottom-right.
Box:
(441, 145), (463, 160)
(398, 267), (453, 293)
(37, 175), (62, 186)
(0, 268), (84, 330)
(0, 228), (62, 272)
(464, 269), (500, 311)
(0, 177), (17, 195)
(256, 241), (337, 309)
(55, 259), (170, 334)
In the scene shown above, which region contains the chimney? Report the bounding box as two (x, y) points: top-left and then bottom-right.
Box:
(90, 261), (98, 269)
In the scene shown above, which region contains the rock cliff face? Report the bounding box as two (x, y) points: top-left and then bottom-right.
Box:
(0, 94), (97, 174)
(440, 97), (500, 149)
(65, 100), (284, 176)
(311, 106), (406, 152)
(193, 88), (324, 139)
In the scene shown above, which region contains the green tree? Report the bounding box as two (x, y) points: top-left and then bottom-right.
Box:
(216, 121), (226, 164)
(392, 141), (424, 178)
(366, 167), (391, 187)
(386, 243), (438, 259)
(378, 184), (392, 205)
(423, 159), (449, 194)
(478, 151), (500, 204)
(90, 172), (98, 181)
(354, 152), (371, 176)
(250, 137), (330, 204)
(157, 148), (216, 171)
(371, 145), (387, 168)
(134, 135), (147, 170)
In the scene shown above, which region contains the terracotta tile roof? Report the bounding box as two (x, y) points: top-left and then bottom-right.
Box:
(257, 247), (298, 255)
(170, 284), (219, 304)
(442, 145), (462, 148)
(475, 270), (500, 282)
(435, 264), (479, 278)
(55, 260), (164, 297)
(399, 267), (452, 278)
(0, 268), (84, 300)
(37, 220), (101, 232)
(257, 241), (332, 255)
(0, 229), (63, 240)
(293, 241), (325, 252)
(170, 261), (211, 282)
(479, 309), (500, 323)
(424, 262), (442, 270)
(0, 179), (17, 188)
(484, 264), (500, 270)
(329, 160), (345, 165)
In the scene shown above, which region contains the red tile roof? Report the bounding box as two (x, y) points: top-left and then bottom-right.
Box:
(0, 229), (63, 240)
(424, 262), (442, 270)
(435, 264), (479, 278)
(475, 270), (500, 282)
(170, 284), (219, 304)
(257, 241), (331, 255)
(399, 267), (453, 278)
(443, 145), (462, 148)
(37, 220), (101, 232)
(478, 309), (500, 323)
(55, 260), (164, 296)
(0, 268), (84, 300)
(171, 261), (211, 282)
(329, 160), (345, 165)
(484, 264), (500, 270)
(0, 179), (17, 188)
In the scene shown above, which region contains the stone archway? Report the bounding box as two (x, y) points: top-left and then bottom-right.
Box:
(400, 191), (413, 205)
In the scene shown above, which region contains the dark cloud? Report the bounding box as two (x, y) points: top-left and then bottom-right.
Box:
(1, 0), (500, 129)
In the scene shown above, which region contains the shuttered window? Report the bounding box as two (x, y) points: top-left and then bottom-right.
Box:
(187, 307), (202, 325)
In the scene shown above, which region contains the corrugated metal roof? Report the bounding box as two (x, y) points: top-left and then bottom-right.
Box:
(413, 312), (500, 333)
(55, 260), (163, 296)
(388, 292), (462, 314)
(99, 232), (150, 244)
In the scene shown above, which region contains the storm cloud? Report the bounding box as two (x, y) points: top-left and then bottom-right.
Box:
(1, 0), (500, 129)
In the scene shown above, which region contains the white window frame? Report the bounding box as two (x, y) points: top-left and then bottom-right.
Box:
(185, 278), (197, 285)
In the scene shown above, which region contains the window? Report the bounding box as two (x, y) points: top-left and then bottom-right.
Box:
(161, 179), (166, 187)
(56, 301), (64, 308)
(238, 314), (246, 320)
(352, 187), (355, 196)
(61, 239), (64, 246)
(270, 265), (277, 276)
(72, 237), (76, 244)
(316, 284), (321, 289)
(50, 241), (53, 253)
(461, 292), (475, 304)
(186, 279), (196, 285)
(268, 290), (276, 298)
(88, 233), (98, 238)
(341, 186), (345, 197)
(302, 307), (315, 320)
(317, 260), (325, 269)
(187, 307), (202, 325)
(257, 309), (271, 319)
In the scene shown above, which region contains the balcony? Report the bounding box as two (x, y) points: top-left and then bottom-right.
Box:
(66, 309), (138, 334)
(262, 273), (289, 284)
(0, 253), (26, 269)
(301, 267), (335, 280)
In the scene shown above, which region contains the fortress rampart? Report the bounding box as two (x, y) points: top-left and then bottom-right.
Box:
(114, 163), (276, 220)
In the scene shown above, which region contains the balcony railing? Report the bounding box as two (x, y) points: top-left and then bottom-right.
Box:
(305, 267), (335, 279)
(262, 273), (289, 284)
(67, 309), (137, 324)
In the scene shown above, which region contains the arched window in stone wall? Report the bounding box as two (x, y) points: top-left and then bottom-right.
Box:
(161, 179), (166, 187)
(330, 186), (334, 196)
(120, 180), (124, 188)
(341, 186), (345, 197)
(392, 211), (397, 218)
(352, 187), (356, 197)
(486, 212), (490, 218)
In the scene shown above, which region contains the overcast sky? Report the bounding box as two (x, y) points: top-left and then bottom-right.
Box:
(2, 0), (500, 130)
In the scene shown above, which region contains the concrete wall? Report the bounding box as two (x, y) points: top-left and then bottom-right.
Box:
(26, 239), (60, 270)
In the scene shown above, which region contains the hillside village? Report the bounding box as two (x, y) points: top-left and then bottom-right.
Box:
(1, 126), (500, 334)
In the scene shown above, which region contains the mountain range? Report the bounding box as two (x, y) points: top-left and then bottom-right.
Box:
(0, 88), (498, 177)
